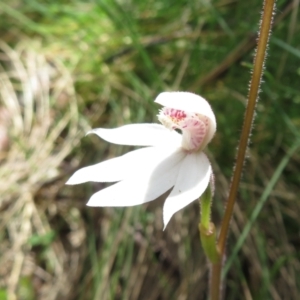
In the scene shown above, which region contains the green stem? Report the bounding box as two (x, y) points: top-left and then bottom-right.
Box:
(200, 185), (212, 230)
(199, 222), (220, 264)
(199, 185), (220, 264)
(210, 0), (276, 299)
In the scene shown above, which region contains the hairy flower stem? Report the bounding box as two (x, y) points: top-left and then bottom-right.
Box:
(210, 0), (276, 299)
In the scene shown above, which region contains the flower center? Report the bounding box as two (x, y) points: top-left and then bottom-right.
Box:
(158, 107), (209, 151)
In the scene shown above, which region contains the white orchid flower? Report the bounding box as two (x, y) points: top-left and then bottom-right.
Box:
(67, 92), (216, 229)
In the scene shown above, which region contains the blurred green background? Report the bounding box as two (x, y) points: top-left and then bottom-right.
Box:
(0, 0), (299, 299)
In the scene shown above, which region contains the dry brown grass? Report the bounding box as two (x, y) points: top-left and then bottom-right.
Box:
(0, 41), (85, 300)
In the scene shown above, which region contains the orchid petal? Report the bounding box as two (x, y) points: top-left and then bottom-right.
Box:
(155, 92), (216, 142)
(66, 147), (158, 184)
(87, 150), (185, 207)
(88, 124), (181, 146)
(66, 146), (183, 185)
(162, 152), (211, 229)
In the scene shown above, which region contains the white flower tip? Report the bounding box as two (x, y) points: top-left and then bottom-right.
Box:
(85, 129), (96, 137)
(86, 194), (98, 206)
(86, 192), (109, 207)
(65, 176), (78, 185)
(86, 200), (95, 206)
(162, 209), (173, 230)
(65, 169), (89, 185)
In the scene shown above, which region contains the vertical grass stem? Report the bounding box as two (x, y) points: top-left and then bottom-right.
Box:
(210, 0), (276, 299)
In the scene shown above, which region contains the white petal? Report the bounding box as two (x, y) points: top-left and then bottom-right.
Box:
(66, 146), (183, 185)
(162, 152), (211, 229)
(155, 92), (216, 135)
(88, 123), (181, 146)
(87, 149), (186, 206)
(66, 147), (158, 184)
